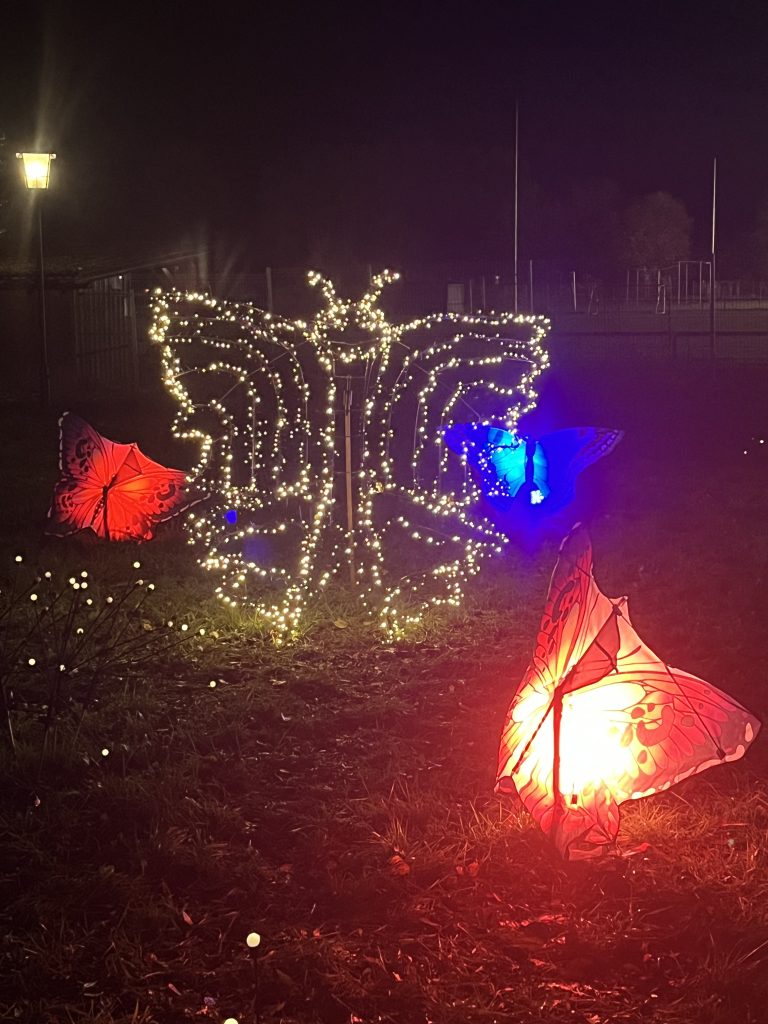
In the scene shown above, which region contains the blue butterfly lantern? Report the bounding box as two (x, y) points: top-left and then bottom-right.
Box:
(443, 424), (623, 515)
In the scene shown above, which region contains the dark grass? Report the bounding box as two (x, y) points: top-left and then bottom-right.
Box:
(2, 357), (768, 1023)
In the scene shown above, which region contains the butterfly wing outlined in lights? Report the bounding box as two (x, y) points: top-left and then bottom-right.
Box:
(151, 273), (551, 633)
(48, 412), (197, 541)
(495, 524), (761, 859)
(443, 424), (623, 511)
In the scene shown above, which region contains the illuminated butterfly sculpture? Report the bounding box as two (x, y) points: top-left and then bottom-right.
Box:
(48, 412), (198, 541)
(443, 424), (623, 512)
(150, 270), (550, 635)
(496, 524), (760, 860)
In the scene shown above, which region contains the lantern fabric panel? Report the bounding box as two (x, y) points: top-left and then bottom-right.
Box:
(48, 413), (197, 542)
(496, 525), (761, 860)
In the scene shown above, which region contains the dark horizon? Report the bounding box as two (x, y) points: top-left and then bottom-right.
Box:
(2, 3), (768, 276)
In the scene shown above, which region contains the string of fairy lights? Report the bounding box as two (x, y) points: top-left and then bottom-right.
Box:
(150, 270), (550, 637)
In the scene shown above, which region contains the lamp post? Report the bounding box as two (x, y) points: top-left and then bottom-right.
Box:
(16, 151), (56, 406)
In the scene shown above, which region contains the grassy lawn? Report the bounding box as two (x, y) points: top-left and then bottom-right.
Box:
(1, 353), (768, 1023)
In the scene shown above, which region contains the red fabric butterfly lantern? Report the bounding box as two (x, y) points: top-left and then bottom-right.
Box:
(496, 525), (760, 860)
(48, 412), (198, 542)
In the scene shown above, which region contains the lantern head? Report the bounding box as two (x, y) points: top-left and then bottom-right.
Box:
(16, 151), (56, 190)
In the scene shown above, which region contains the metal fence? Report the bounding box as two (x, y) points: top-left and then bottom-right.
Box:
(65, 263), (768, 401)
(74, 274), (139, 391)
(204, 262), (768, 316)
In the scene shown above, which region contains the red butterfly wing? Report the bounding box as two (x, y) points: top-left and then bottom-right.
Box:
(575, 619), (762, 802)
(497, 526), (761, 860)
(48, 413), (136, 537)
(106, 453), (191, 541)
(48, 413), (196, 541)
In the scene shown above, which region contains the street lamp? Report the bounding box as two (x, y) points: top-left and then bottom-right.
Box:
(16, 150), (56, 406)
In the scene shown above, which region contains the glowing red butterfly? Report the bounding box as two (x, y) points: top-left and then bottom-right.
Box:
(496, 524), (761, 860)
(48, 412), (197, 541)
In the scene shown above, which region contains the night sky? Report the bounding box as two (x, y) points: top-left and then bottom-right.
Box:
(3, 2), (768, 274)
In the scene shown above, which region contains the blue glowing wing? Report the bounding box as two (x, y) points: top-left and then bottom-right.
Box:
(444, 424), (622, 511)
(443, 424), (525, 497)
(536, 427), (623, 509)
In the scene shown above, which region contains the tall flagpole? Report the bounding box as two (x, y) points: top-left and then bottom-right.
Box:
(514, 100), (519, 314)
(710, 157), (717, 361)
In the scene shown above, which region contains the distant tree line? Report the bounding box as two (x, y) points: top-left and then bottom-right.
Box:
(247, 142), (768, 282)
(525, 184), (768, 282)
(3, 129), (768, 284)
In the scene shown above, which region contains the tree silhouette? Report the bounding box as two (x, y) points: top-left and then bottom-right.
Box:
(621, 191), (692, 268)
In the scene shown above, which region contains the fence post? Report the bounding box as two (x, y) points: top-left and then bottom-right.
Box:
(529, 259), (534, 313)
(128, 282), (139, 392)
